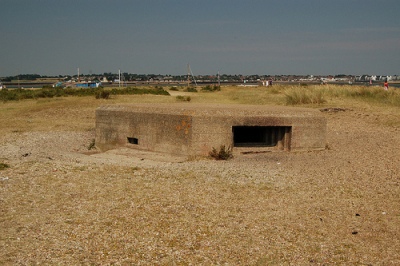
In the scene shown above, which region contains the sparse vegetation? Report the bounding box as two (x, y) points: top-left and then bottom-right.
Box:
(110, 86), (170, 96)
(175, 95), (191, 102)
(185, 87), (198, 92)
(209, 145), (233, 160)
(201, 85), (221, 92)
(0, 86), (170, 102)
(0, 162), (10, 170)
(87, 139), (96, 150)
(95, 90), (110, 99)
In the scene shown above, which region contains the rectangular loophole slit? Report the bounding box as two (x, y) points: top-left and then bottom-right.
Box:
(233, 126), (291, 150)
(127, 137), (138, 145)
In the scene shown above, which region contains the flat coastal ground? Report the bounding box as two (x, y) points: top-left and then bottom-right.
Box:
(1, 87), (400, 265)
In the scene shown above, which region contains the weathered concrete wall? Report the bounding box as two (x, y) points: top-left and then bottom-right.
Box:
(95, 103), (327, 157)
(96, 105), (193, 155)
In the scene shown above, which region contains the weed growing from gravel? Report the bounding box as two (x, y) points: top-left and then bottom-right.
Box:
(87, 139), (96, 150)
(0, 162), (10, 170)
(209, 145), (233, 160)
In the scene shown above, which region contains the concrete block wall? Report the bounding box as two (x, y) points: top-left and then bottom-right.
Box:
(95, 103), (327, 157)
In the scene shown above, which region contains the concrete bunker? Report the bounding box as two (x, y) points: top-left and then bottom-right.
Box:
(95, 103), (327, 158)
(233, 126), (291, 150)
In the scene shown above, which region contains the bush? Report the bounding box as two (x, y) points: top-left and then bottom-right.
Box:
(176, 95), (191, 102)
(36, 89), (55, 98)
(0, 89), (19, 101)
(95, 90), (110, 99)
(110, 87), (170, 96)
(201, 85), (221, 92)
(209, 145), (233, 160)
(185, 87), (198, 92)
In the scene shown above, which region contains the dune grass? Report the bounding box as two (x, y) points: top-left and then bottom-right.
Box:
(283, 84), (400, 107)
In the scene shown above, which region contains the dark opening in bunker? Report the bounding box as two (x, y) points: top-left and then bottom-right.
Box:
(233, 126), (291, 149)
(127, 137), (139, 145)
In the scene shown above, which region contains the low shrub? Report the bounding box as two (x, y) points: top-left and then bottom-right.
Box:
(110, 87), (170, 96)
(0, 89), (20, 101)
(201, 85), (221, 92)
(185, 87), (198, 92)
(176, 95), (191, 102)
(95, 90), (110, 99)
(0, 162), (10, 170)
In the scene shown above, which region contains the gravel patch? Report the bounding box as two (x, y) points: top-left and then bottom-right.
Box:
(1, 106), (399, 265)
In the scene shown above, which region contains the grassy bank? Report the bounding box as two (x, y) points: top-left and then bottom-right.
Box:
(0, 86), (170, 102)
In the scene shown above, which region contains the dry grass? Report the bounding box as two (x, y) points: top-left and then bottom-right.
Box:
(1, 85), (400, 264)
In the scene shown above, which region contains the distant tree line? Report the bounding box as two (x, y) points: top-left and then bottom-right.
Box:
(1, 74), (42, 82)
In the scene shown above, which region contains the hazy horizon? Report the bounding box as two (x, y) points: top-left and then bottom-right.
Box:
(1, 0), (399, 77)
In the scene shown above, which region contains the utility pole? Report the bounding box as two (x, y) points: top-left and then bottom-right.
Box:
(187, 64), (190, 87)
(187, 64), (197, 87)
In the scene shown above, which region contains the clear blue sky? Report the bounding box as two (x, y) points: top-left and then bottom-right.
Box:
(1, 0), (399, 76)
